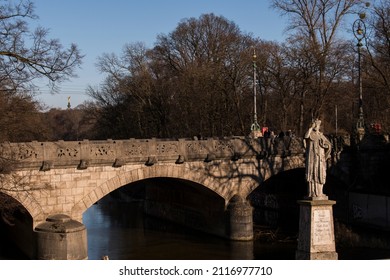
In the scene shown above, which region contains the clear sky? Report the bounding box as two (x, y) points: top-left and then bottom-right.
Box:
(32, 0), (288, 109)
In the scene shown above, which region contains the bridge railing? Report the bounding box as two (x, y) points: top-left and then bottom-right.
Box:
(0, 136), (305, 170)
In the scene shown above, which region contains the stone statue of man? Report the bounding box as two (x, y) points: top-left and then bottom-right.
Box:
(303, 119), (331, 198)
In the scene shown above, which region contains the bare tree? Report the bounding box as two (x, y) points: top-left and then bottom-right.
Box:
(150, 13), (256, 137)
(0, 92), (50, 142)
(271, 0), (362, 125)
(87, 42), (159, 138)
(359, 1), (390, 130)
(255, 41), (302, 133)
(89, 14), (258, 138)
(0, 0), (83, 93)
(370, 1), (390, 90)
(0, 0), (83, 226)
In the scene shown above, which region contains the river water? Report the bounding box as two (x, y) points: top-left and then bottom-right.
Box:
(2, 195), (390, 260)
(82, 198), (390, 260)
(83, 199), (296, 260)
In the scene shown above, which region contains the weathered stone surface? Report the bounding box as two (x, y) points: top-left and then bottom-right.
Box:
(226, 195), (253, 241)
(296, 199), (338, 260)
(35, 214), (87, 260)
(1, 137), (307, 258)
(4, 155), (304, 227)
(303, 119), (332, 198)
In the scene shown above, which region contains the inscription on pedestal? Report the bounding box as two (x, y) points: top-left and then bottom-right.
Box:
(312, 209), (332, 245)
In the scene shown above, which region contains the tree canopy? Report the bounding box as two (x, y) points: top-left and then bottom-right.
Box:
(2, 1), (390, 142)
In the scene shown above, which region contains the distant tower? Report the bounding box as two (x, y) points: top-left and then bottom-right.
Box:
(67, 96), (71, 109)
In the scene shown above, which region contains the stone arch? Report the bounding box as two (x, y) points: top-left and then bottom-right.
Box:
(0, 190), (45, 227)
(263, 155), (305, 182)
(328, 164), (351, 188)
(244, 155), (305, 196)
(71, 163), (254, 220)
(249, 168), (306, 196)
(248, 167), (306, 230)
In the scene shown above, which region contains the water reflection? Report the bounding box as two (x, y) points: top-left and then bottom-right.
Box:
(83, 197), (390, 260)
(2, 198), (389, 259)
(83, 200), (261, 260)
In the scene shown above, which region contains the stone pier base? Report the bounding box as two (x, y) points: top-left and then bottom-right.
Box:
(34, 214), (87, 260)
(226, 195), (253, 241)
(296, 199), (338, 260)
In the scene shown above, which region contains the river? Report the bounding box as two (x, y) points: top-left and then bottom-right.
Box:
(1, 196), (390, 260)
(83, 199), (296, 260)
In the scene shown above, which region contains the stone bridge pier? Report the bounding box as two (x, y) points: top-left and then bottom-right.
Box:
(0, 137), (305, 259)
(34, 214), (88, 260)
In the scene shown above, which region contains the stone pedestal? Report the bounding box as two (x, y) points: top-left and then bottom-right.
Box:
(296, 199), (338, 260)
(226, 195), (253, 241)
(34, 214), (87, 260)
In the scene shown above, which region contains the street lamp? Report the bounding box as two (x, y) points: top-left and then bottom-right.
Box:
(353, 15), (366, 142)
(250, 48), (262, 138)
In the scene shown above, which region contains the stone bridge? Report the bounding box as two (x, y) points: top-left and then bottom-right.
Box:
(0, 136), (305, 259)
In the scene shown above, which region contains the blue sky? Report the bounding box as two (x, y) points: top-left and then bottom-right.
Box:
(32, 0), (288, 109)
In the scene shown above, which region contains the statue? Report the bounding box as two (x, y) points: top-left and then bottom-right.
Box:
(303, 119), (331, 198)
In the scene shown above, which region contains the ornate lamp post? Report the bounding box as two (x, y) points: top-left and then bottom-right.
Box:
(353, 15), (366, 142)
(250, 48), (262, 138)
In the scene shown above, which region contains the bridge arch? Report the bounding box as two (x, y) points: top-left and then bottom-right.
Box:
(245, 155), (306, 195)
(0, 189), (45, 226)
(248, 167), (306, 233)
(71, 162), (258, 220)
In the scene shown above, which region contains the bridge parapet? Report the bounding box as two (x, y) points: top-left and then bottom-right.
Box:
(0, 136), (305, 170)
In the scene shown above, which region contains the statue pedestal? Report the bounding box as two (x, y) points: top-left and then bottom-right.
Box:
(296, 199), (338, 260)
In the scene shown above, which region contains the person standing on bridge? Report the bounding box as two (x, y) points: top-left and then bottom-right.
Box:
(303, 119), (332, 198)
